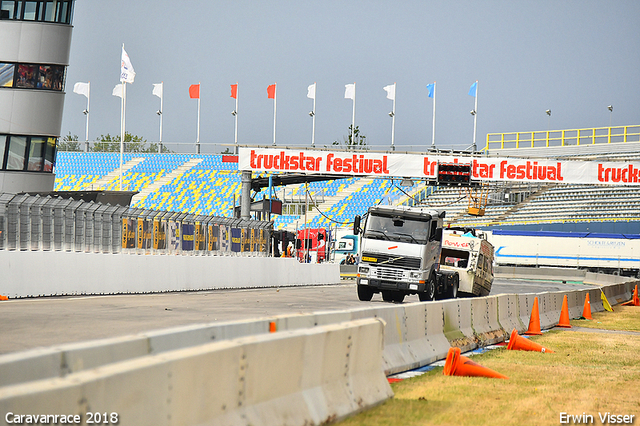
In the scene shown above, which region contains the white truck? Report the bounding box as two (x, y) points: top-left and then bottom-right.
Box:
(440, 228), (494, 297)
(354, 205), (460, 303)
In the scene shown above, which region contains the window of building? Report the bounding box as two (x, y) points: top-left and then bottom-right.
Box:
(16, 64), (37, 88)
(1, 62), (65, 91)
(43, 137), (56, 172)
(22, 0), (37, 20)
(0, 0), (72, 23)
(0, 134), (57, 172)
(0, 63), (14, 87)
(6, 136), (27, 170)
(27, 136), (45, 171)
(0, 135), (6, 169)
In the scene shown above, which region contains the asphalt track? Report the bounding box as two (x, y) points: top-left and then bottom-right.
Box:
(0, 278), (595, 355)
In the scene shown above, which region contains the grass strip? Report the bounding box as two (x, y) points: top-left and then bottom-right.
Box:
(339, 306), (640, 426)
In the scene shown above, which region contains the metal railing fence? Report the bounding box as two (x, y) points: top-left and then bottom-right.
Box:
(0, 193), (271, 256)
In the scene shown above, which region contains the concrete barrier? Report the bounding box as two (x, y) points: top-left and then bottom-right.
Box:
(496, 294), (525, 333)
(470, 296), (506, 345)
(0, 319), (393, 426)
(441, 298), (476, 352)
(0, 251), (340, 298)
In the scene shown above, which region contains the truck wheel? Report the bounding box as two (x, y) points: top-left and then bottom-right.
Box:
(448, 275), (459, 299)
(357, 285), (374, 301)
(419, 274), (436, 301)
(382, 291), (394, 302)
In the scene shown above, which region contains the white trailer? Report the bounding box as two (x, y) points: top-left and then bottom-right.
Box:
(440, 229), (494, 297)
(488, 230), (640, 276)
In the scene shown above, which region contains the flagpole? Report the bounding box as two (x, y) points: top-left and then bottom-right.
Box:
(311, 82), (316, 146)
(391, 82), (396, 151)
(234, 82), (238, 154)
(431, 81), (436, 148)
(472, 80), (478, 152)
(351, 82), (356, 147)
(196, 81), (201, 154)
(84, 81), (90, 152)
(272, 83), (277, 146)
(119, 82), (125, 191)
(159, 82), (163, 153)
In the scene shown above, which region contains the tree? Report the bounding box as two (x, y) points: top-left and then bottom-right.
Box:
(92, 132), (168, 153)
(332, 125), (368, 150)
(58, 132), (82, 152)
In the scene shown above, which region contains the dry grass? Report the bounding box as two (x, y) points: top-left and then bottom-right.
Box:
(338, 306), (640, 426)
(573, 305), (640, 332)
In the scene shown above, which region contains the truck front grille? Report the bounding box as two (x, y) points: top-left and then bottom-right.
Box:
(361, 252), (421, 269)
(376, 267), (404, 281)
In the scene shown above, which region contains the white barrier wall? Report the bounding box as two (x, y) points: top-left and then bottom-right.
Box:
(0, 251), (340, 298)
(0, 319), (393, 426)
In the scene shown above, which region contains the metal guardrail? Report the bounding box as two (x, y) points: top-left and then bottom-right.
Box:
(485, 125), (640, 151)
(0, 193), (271, 256)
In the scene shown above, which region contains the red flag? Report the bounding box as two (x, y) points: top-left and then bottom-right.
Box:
(230, 84), (238, 99)
(189, 84), (200, 99)
(267, 83), (276, 99)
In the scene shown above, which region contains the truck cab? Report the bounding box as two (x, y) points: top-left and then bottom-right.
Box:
(354, 205), (458, 303)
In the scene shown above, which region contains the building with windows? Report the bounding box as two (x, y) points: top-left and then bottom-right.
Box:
(0, 0), (74, 193)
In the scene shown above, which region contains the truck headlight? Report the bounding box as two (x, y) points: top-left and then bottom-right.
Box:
(358, 266), (369, 274)
(409, 271), (421, 279)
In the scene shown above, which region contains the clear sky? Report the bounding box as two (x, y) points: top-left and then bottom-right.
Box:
(61, 1), (640, 153)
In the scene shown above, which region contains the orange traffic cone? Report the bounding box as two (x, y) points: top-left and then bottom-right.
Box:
(507, 329), (554, 353)
(269, 321), (276, 333)
(622, 285), (639, 306)
(524, 296), (543, 335)
(443, 347), (508, 379)
(557, 294), (572, 328)
(581, 293), (593, 320)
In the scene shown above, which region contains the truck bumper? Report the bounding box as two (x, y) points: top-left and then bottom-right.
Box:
(357, 277), (424, 293)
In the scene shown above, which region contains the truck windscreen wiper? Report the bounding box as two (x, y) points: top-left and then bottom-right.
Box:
(365, 229), (390, 240)
(392, 232), (419, 244)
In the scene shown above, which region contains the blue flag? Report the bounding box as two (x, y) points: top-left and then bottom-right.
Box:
(468, 81), (477, 97)
(426, 83), (435, 98)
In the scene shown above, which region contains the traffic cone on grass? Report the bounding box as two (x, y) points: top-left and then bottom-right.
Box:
(557, 295), (572, 328)
(507, 329), (554, 353)
(581, 293), (593, 320)
(622, 285), (639, 306)
(443, 347), (508, 379)
(524, 296), (543, 335)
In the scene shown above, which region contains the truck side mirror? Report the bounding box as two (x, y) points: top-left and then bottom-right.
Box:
(353, 215), (361, 235)
(434, 227), (443, 242)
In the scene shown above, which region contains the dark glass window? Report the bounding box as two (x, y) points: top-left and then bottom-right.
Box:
(16, 64), (37, 88)
(0, 63), (14, 87)
(0, 134), (56, 172)
(0, 135), (6, 169)
(0, 0), (72, 23)
(43, 137), (56, 172)
(6, 136), (27, 170)
(1, 1), (16, 19)
(23, 0), (37, 20)
(1, 62), (65, 91)
(27, 136), (45, 171)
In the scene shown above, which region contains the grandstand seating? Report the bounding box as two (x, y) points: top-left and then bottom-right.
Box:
(54, 148), (640, 233)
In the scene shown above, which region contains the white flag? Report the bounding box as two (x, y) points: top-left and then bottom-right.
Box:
(384, 84), (395, 101)
(112, 83), (124, 98)
(120, 45), (135, 84)
(344, 83), (355, 100)
(307, 82), (316, 100)
(73, 82), (90, 98)
(152, 83), (163, 98)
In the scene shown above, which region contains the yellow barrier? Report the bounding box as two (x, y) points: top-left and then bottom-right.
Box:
(485, 125), (640, 151)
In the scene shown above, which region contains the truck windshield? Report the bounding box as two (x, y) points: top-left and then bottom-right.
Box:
(364, 213), (430, 244)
